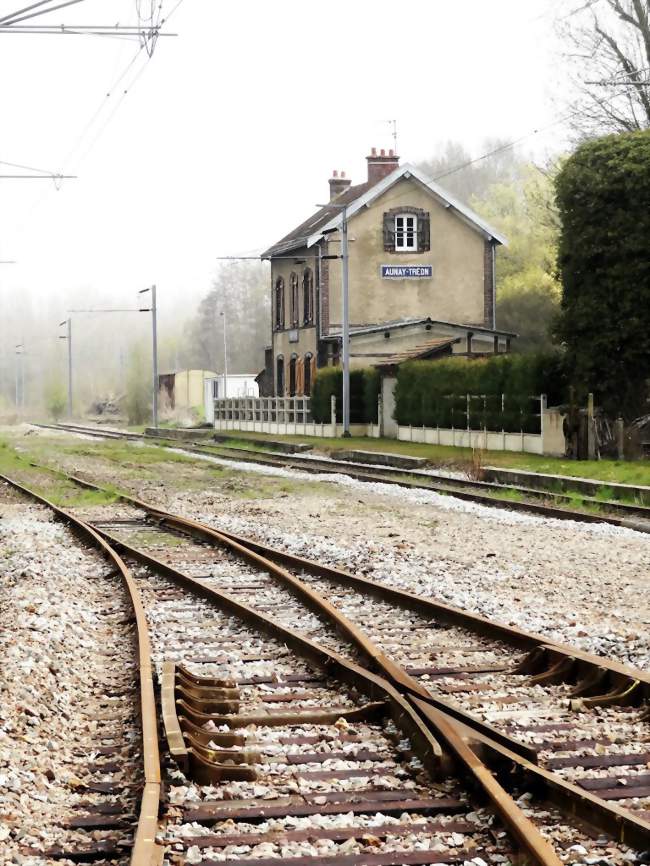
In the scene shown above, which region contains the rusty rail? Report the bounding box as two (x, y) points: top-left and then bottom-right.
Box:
(37, 421), (650, 530)
(88, 522), (563, 866)
(8, 457), (650, 850)
(0, 473), (163, 866)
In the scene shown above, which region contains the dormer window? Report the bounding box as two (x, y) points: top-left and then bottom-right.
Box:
(394, 213), (417, 251)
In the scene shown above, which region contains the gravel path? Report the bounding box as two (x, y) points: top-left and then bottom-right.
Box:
(0, 484), (141, 863)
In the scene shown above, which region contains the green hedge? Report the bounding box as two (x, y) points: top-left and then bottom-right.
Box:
(394, 353), (567, 433)
(311, 367), (380, 424)
(554, 131), (650, 419)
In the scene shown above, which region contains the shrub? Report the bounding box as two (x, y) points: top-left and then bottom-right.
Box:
(44, 378), (66, 420)
(311, 367), (380, 424)
(125, 344), (151, 425)
(394, 352), (567, 432)
(554, 131), (650, 419)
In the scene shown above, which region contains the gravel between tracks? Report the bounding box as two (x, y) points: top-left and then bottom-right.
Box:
(157, 465), (650, 672)
(9, 427), (650, 671)
(0, 489), (140, 863)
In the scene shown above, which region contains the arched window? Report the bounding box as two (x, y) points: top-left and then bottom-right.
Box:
(289, 354), (297, 397)
(302, 268), (314, 325)
(304, 352), (313, 396)
(274, 277), (285, 330)
(289, 272), (299, 327)
(276, 355), (284, 395)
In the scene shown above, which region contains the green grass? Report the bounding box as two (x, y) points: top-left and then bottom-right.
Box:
(209, 431), (650, 487)
(487, 488), (526, 503)
(46, 485), (118, 508)
(0, 437), (27, 473)
(58, 439), (198, 467)
(0, 438), (119, 506)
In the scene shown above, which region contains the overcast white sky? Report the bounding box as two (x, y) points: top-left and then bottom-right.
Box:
(0, 0), (567, 324)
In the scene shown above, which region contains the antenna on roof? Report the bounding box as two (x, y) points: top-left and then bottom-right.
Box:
(387, 119), (398, 155)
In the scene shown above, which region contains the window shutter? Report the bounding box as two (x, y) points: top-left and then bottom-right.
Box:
(418, 212), (430, 252)
(383, 212), (395, 252)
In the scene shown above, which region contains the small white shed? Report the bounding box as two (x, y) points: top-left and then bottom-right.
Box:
(204, 374), (259, 424)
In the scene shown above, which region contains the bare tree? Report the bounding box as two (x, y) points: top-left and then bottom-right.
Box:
(559, 0), (650, 135)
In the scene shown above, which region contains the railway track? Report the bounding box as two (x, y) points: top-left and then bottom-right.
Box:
(0, 478), (162, 865)
(1, 465), (569, 866)
(34, 422), (650, 530)
(3, 455), (649, 862)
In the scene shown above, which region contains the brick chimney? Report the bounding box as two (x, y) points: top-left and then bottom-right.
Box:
(328, 169), (351, 202)
(366, 147), (399, 185)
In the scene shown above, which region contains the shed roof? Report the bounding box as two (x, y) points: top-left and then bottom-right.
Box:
(323, 316), (517, 339)
(374, 337), (460, 370)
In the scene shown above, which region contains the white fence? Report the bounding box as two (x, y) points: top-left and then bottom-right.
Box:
(213, 394), (565, 455)
(397, 425), (544, 454)
(396, 398), (566, 456)
(213, 396), (379, 438)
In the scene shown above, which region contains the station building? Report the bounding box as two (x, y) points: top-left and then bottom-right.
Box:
(260, 148), (513, 397)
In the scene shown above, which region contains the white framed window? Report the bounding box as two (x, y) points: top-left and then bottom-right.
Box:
(394, 213), (417, 251)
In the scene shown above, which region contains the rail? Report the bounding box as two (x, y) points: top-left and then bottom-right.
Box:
(32, 423), (650, 530)
(0, 472), (163, 866)
(7, 454), (650, 851)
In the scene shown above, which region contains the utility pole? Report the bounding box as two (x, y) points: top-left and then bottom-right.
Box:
(340, 204), (350, 437)
(14, 343), (22, 410)
(220, 310), (229, 399)
(20, 340), (25, 410)
(139, 285), (158, 428)
(316, 202), (351, 437)
(59, 318), (73, 417)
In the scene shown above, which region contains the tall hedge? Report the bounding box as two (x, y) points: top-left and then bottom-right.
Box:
(554, 131), (650, 419)
(311, 367), (380, 424)
(394, 353), (566, 433)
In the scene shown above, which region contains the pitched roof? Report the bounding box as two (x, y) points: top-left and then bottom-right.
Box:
(261, 163), (507, 259)
(374, 337), (460, 369)
(261, 181), (372, 259)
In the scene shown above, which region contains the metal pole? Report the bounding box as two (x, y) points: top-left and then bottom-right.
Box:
(221, 310), (228, 399)
(151, 285), (158, 428)
(14, 351), (19, 409)
(341, 204), (350, 437)
(20, 342), (25, 410)
(67, 317), (73, 418)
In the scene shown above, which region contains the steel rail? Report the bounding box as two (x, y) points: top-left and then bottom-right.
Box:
(21, 454), (650, 692)
(9, 457), (650, 847)
(100, 499), (650, 851)
(0, 472), (164, 866)
(207, 523), (650, 692)
(36, 422), (650, 529)
(88, 520), (563, 866)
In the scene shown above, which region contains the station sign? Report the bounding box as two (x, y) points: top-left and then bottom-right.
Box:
(381, 265), (432, 279)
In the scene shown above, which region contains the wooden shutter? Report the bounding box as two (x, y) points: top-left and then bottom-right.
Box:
(418, 212), (430, 252)
(383, 212), (395, 252)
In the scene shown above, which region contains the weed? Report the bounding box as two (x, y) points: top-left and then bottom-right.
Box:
(465, 447), (486, 482)
(488, 488), (525, 503)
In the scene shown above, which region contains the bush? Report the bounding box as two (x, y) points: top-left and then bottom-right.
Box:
(125, 344), (151, 425)
(44, 378), (66, 420)
(311, 367), (380, 424)
(394, 352), (567, 432)
(554, 131), (650, 419)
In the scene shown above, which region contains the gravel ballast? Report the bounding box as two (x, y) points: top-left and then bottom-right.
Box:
(0, 485), (141, 863)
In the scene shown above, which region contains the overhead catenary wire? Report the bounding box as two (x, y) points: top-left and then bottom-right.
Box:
(11, 0), (186, 232)
(0, 0), (85, 26)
